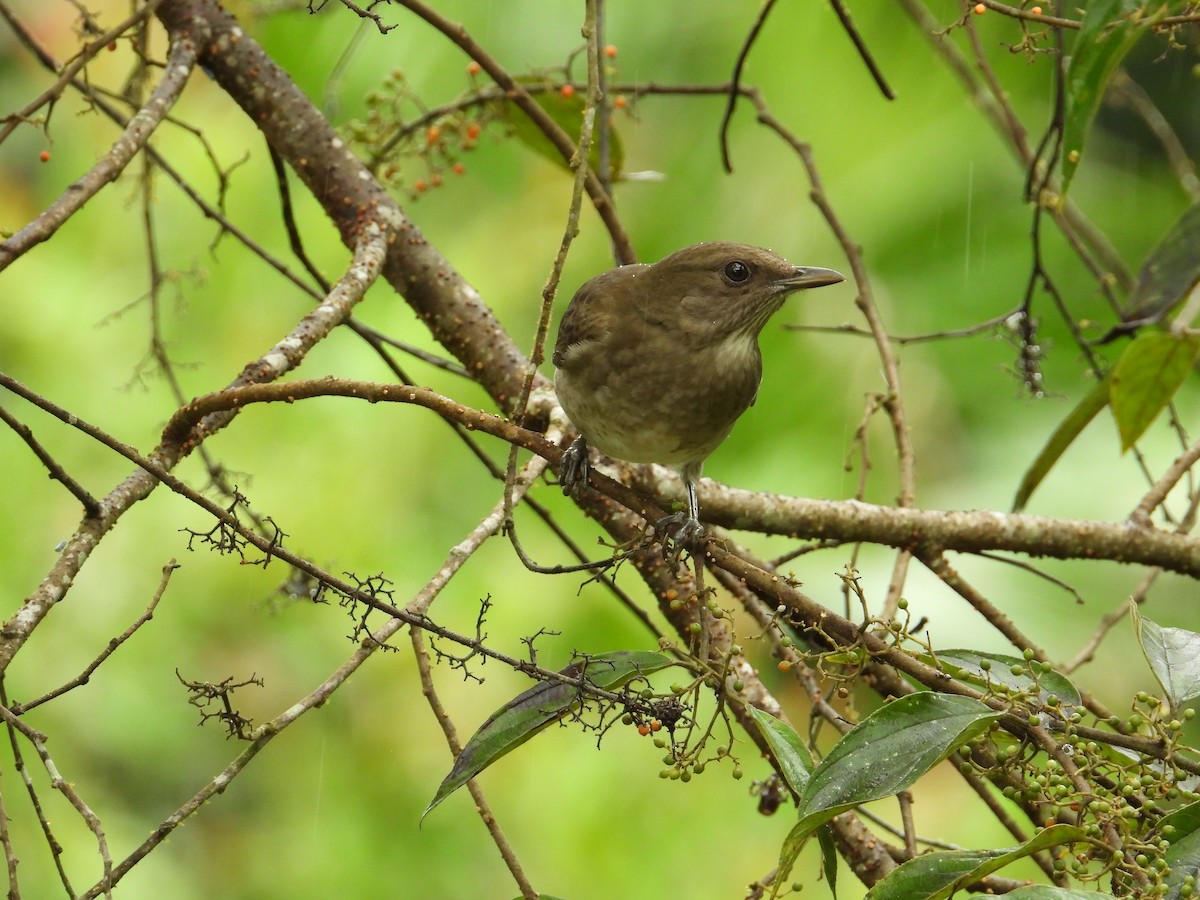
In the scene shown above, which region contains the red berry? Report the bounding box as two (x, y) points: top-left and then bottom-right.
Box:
(559, 83), (575, 99)
(38, 150), (50, 162)
(465, 122), (481, 140)
(452, 162), (465, 175)
(414, 180), (428, 193)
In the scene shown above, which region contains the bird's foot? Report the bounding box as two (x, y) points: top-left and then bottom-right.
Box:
(559, 436), (590, 497)
(654, 512), (707, 561)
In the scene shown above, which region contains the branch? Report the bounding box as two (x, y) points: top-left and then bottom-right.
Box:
(156, 377), (1200, 578)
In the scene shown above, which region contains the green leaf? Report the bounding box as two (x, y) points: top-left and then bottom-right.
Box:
(1125, 200), (1200, 322)
(1002, 887), (1115, 900)
(929, 649), (1082, 708)
(1162, 799), (1200, 899)
(1061, 0), (1165, 195)
(863, 824), (1085, 900)
(774, 693), (1002, 887)
(501, 85), (623, 181)
(1110, 331), (1200, 451)
(1012, 374), (1111, 511)
(749, 707), (816, 798)
(423, 650), (675, 819)
(1131, 605), (1200, 712)
(817, 824), (839, 899)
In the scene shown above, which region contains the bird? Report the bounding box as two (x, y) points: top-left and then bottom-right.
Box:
(552, 241), (844, 544)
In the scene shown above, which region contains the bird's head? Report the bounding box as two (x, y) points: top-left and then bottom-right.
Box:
(643, 242), (844, 344)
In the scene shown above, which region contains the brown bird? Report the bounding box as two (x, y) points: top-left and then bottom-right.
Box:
(553, 241), (844, 543)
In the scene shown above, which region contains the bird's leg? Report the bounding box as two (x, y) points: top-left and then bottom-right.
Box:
(656, 467), (706, 554)
(559, 435), (591, 497)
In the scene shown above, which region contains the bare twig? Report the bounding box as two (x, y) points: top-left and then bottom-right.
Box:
(0, 35), (197, 270)
(0, 402), (100, 516)
(12, 561), (179, 714)
(411, 629), (538, 899)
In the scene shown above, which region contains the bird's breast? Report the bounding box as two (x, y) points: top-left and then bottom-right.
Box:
(554, 332), (764, 468)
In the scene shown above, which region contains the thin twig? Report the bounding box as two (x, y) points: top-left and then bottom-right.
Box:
(13, 561), (179, 714)
(719, 0), (778, 173)
(0, 35), (197, 270)
(0, 402), (100, 516)
(410, 629), (538, 899)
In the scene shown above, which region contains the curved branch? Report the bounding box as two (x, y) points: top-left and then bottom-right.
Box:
(155, 377), (1200, 579)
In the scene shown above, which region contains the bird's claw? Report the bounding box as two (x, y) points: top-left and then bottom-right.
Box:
(654, 512), (706, 561)
(559, 436), (590, 498)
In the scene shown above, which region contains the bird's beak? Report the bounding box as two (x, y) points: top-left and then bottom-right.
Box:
(776, 266), (845, 291)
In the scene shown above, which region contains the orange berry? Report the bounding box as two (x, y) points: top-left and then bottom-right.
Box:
(559, 83), (575, 98)
(604, 44), (617, 58)
(38, 150), (50, 162)
(414, 180), (428, 192)
(466, 61), (481, 76)
(637, 724), (650, 736)
(426, 125), (440, 144)
(973, 2), (985, 12)
(614, 95), (627, 109)
(465, 122), (481, 140)
(649, 720), (662, 732)
(431, 174), (442, 187)
(452, 162), (465, 175)
(107, 41), (117, 52)
(1030, 4), (1042, 12)
(778, 659), (793, 672)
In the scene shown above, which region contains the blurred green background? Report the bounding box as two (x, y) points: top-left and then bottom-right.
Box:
(0, 0), (1197, 897)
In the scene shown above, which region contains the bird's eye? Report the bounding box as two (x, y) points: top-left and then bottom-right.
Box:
(722, 260), (752, 283)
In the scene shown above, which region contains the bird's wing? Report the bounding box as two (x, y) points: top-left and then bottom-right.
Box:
(553, 267), (642, 368)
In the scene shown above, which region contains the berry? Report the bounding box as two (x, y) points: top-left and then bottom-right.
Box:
(974, 2), (985, 11)
(38, 150), (50, 162)
(604, 45), (617, 58)
(560, 83), (576, 98)
(452, 162), (465, 175)
(466, 61), (481, 76)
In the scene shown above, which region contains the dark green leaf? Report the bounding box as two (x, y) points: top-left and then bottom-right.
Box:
(1125, 200), (1200, 322)
(1012, 374), (1110, 511)
(817, 825), (838, 899)
(1163, 799), (1200, 899)
(1061, 0), (1165, 194)
(749, 707), (815, 798)
(775, 693), (1001, 885)
(863, 824), (1084, 900)
(1004, 887), (1115, 899)
(1132, 605), (1200, 712)
(1110, 331), (1200, 451)
(424, 650), (675, 819)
